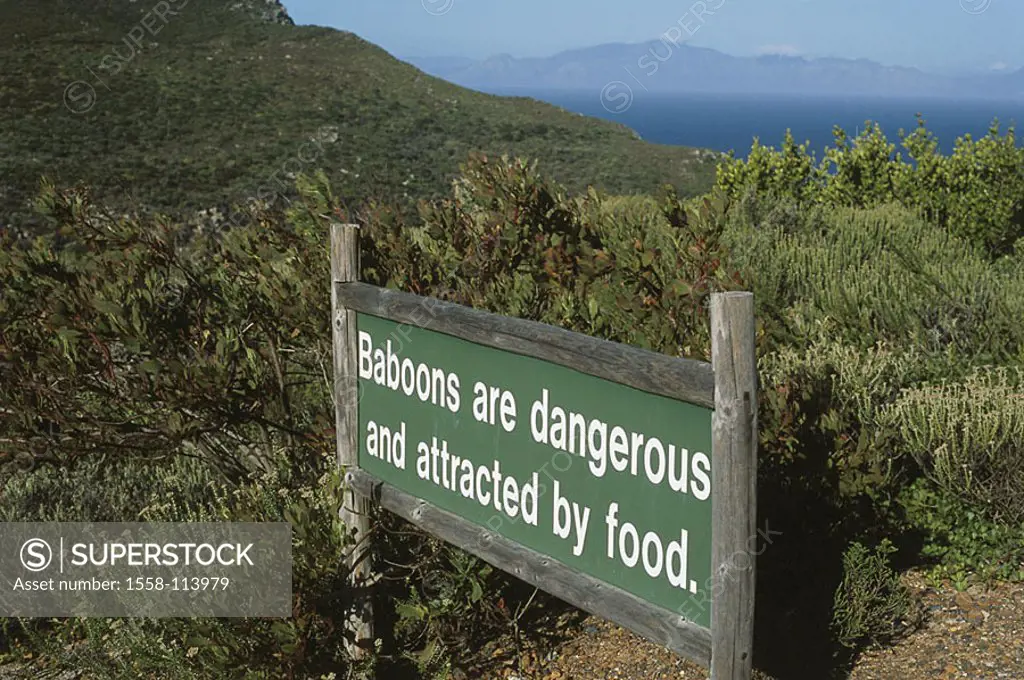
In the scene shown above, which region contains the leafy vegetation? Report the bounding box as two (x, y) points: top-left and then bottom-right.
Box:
(716, 121), (1024, 256)
(1, 451), (353, 679)
(899, 478), (1024, 588)
(881, 366), (1024, 524)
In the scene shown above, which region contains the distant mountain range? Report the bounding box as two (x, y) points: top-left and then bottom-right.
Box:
(404, 42), (1024, 100)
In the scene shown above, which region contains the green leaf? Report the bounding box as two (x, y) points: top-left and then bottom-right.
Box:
(270, 621), (295, 640)
(93, 299), (122, 316)
(55, 328), (81, 342)
(396, 603), (428, 621)
(670, 280), (692, 296)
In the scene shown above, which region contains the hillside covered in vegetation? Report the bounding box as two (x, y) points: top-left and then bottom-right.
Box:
(0, 0), (719, 233)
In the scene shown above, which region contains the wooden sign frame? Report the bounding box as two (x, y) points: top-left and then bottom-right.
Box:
(330, 223), (756, 679)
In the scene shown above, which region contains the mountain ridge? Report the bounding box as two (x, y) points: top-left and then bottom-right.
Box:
(404, 41), (1024, 100)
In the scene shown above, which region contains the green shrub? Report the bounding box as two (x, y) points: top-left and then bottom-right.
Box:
(0, 179), (337, 478)
(0, 455), (222, 523)
(831, 539), (917, 649)
(716, 120), (1024, 256)
(725, 201), (1024, 364)
(716, 130), (821, 204)
(880, 366), (1024, 524)
(370, 153), (743, 361)
(728, 197), (1024, 520)
(393, 541), (497, 675)
(899, 478), (1024, 587)
(758, 324), (932, 501)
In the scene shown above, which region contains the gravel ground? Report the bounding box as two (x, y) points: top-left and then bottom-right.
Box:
(847, 572), (1024, 680)
(484, 571), (1024, 680)
(484, 616), (775, 680)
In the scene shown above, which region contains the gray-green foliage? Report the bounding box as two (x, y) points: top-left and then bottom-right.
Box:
(758, 323), (932, 497)
(725, 201), (1024, 364)
(726, 199), (1024, 505)
(831, 539), (916, 649)
(0, 454), (222, 523)
(761, 323), (925, 429)
(880, 366), (1024, 524)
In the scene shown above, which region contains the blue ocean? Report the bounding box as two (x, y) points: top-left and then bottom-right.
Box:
(496, 89), (1024, 160)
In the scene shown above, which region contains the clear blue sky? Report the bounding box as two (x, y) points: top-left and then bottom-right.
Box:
(282, 0), (1022, 74)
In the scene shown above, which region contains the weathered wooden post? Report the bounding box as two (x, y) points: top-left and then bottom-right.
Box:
(709, 291), (758, 680)
(330, 222), (375, 661)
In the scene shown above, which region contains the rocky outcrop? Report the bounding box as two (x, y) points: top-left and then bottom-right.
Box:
(228, 0), (293, 26)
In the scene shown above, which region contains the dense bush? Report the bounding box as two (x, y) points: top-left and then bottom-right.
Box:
(725, 200), (1024, 362)
(716, 121), (1024, 255)
(0, 179), (335, 478)
(757, 324), (929, 501)
(0, 181), (362, 678)
(899, 478), (1024, 586)
(881, 366), (1024, 524)
(355, 153), (743, 361)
